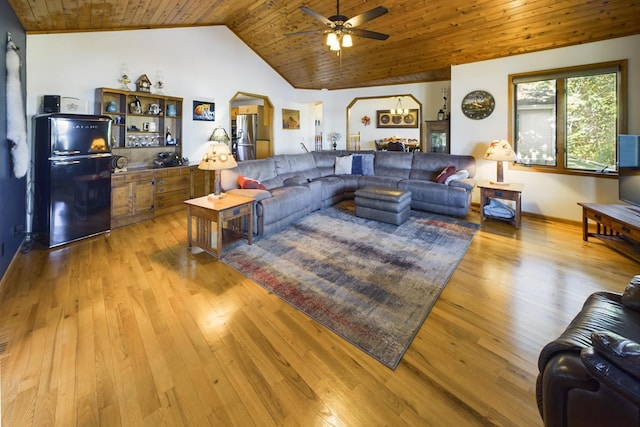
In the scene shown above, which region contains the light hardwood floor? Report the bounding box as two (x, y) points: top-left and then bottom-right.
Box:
(0, 205), (638, 426)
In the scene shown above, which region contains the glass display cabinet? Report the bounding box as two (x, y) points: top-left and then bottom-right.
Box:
(425, 120), (450, 153)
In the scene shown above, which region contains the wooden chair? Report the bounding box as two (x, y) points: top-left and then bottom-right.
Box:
(374, 140), (386, 151)
(315, 134), (323, 151)
(348, 132), (361, 151)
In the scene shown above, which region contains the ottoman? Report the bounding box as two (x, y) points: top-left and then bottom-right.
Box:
(354, 187), (412, 225)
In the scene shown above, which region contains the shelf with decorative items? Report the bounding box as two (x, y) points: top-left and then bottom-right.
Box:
(95, 88), (183, 168)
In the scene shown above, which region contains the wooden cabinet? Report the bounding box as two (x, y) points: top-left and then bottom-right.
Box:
(190, 167), (210, 199)
(154, 166), (191, 217)
(96, 88), (183, 163)
(111, 171), (155, 228)
(425, 120), (450, 153)
(237, 105), (260, 115)
(110, 165), (220, 229)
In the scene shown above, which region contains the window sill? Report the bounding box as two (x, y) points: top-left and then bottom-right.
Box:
(511, 163), (618, 179)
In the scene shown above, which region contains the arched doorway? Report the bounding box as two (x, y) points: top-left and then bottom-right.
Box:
(229, 92), (274, 160)
(346, 94), (423, 151)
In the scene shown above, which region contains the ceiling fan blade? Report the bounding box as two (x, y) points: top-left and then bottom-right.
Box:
(345, 6), (388, 27)
(284, 29), (324, 37)
(299, 6), (333, 26)
(349, 28), (389, 41)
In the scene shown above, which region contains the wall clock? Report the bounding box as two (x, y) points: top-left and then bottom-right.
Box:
(461, 90), (495, 120)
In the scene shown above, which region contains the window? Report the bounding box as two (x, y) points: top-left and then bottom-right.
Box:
(509, 60), (627, 176)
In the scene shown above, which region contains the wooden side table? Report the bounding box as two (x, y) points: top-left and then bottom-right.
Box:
(478, 181), (524, 229)
(578, 202), (640, 262)
(184, 194), (254, 260)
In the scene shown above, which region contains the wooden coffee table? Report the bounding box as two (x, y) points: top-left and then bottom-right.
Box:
(184, 194), (254, 260)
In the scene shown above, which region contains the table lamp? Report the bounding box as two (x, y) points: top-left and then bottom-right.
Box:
(483, 140), (517, 185)
(198, 130), (237, 199)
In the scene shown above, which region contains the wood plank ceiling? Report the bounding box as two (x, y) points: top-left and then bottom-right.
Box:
(7, 0), (640, 90)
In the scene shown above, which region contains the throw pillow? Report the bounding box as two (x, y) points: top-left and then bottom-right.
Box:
(334, 155), (353, 175)
(238, 175), (267, 190)
(436, 165), (456, 183)
(351, 155), (364, 175)
(444, 169), (470, 185)
(352, 154), (375, 175)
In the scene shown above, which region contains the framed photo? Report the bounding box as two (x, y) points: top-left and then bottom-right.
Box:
(282, 108), (300, 129)
(193, 101), (215, 121)
(376, 109), (419, 128)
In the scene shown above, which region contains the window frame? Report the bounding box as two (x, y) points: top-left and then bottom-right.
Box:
(508, 60), (628, 178)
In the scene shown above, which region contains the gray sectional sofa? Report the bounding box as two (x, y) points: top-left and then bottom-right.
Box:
(220, 150), (476, 236)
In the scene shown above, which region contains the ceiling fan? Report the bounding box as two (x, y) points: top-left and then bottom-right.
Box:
(285, 0), (389, 53)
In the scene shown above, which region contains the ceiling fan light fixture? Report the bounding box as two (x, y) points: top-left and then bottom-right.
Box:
(326, 32), (338, 46)
(342, 33), (353, 47)
(329, 40), (341, 51)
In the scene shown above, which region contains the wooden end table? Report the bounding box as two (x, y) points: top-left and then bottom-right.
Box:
(478, 181), (524, 229)
(184, 194), (254, 260)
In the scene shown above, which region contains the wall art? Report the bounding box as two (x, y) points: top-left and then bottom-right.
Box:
(376, 109), (419, 128)
(193, 101), (215, 121)
(282, 108), (300, 129)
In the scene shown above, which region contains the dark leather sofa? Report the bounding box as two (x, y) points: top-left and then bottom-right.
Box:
(537, 275), (640, 426)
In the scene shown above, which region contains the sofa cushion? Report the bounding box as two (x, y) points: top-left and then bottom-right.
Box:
(283, 176), (308, 186)
(374, 151), (413, 179)
(221, 158), (277, 191)
(226, 188), (272, 202)
(274, 153), (321, 179)
(410, 152), (477, 181)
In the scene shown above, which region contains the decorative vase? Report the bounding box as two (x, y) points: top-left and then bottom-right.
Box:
(166, 104), (176, 117)
(106, 101), (117, 113)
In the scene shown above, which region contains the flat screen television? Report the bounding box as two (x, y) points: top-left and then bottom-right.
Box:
(618, 134), (640, 208)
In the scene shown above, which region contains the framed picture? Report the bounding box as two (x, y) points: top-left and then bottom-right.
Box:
(282, 108), (300, 129)
(376, 109), (419, 128)
(193, 101), (215, 121)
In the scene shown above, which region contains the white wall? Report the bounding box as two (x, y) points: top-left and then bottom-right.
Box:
(26, 26), (317, 161)
(451, 34), (640, 221)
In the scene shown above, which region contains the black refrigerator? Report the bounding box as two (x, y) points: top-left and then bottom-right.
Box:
(33, 113), (113, 248)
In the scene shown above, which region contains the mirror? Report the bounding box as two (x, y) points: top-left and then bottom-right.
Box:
(229, 92), (274, 160)
(346, 94), (423, 151)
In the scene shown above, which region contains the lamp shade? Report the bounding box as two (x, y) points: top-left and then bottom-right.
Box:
(209, 127), (230, 144)
(483, 140), (516, 185)
(198, 142), (237, 171)
(483, 140), (517, 161)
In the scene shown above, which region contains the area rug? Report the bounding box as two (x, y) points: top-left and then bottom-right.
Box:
(222, 202), (479, 369)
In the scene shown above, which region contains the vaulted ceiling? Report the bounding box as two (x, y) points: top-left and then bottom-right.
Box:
(7, 0), (640, 90)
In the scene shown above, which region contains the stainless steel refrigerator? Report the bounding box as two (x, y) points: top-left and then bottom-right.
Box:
(33, 114), (113, 248)
(236, 113), (258, 161)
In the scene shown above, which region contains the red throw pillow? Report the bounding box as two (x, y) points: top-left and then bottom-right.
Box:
(238, 175), (267, 190)
(436, 165), (457, 183)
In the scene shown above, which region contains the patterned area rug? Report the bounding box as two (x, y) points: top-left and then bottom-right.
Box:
(222, 202), (479, 369)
